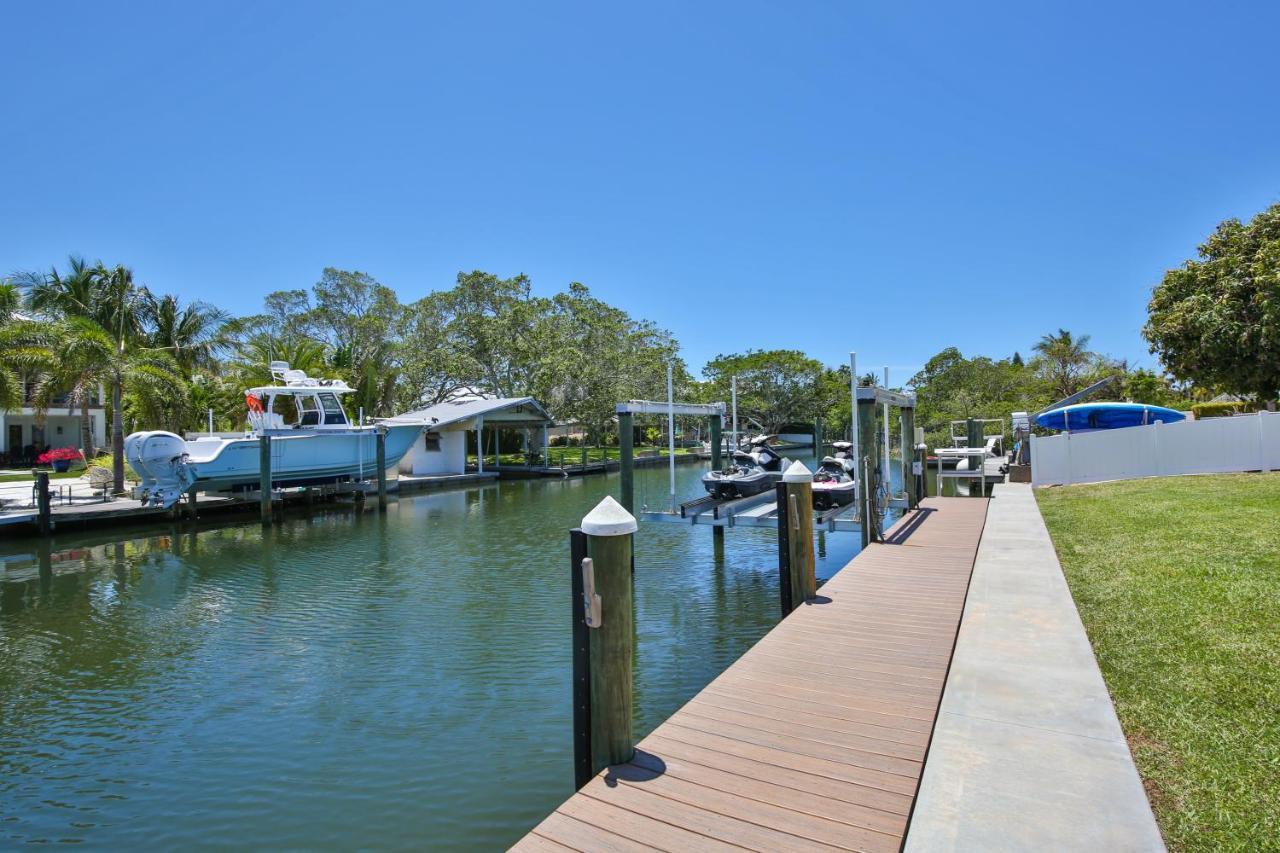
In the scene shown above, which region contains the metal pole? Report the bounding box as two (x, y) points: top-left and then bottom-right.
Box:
(207, 408), (214, 434)
(849, 352), (859, 509)
(667, 363), (676, 513)
(731, 375), (738, 451)
(882, 366), (891, 495)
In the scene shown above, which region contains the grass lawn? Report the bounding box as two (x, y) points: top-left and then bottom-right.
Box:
(471, 445), (698, 466)
(1036, 473), (1280, 851)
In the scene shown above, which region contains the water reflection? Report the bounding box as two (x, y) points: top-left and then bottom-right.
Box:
(0, 454), (885, 848)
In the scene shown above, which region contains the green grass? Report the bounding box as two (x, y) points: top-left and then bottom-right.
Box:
(471, 445), (698, 466)
(1036, 474), (1280, 851)
(0, 470), (85, 483)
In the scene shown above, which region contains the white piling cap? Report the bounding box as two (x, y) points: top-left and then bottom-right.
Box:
(781, 460), (813, 483)
(581, 495), (638, 536)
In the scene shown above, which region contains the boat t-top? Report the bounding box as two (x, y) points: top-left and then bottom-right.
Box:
(126, 361), (423, 508)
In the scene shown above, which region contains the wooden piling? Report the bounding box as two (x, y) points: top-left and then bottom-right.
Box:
(577, 496), (637, 776)
(186, 485), (198, 520)
(376, 428), (388, 512)
(901, 407), (917, 508)
(36, 471), (51, 536)
(569, 528), (593, 790)
(710, 413), (724, 544)
(259, 434), (272, 524)
(966, 417), (983, 497)
(856, 398), (879, 548)
(779, 461), (816, 614)
(617, 411), (634, 513)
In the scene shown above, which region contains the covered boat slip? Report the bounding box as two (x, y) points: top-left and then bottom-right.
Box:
(514, 497), (989, 852)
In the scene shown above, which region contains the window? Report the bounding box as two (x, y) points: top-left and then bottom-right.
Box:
(299, 396), (321, 427)
(318, 393), (347, 426)
(423, 432), (442, 452)
(270, 394), (299, 426)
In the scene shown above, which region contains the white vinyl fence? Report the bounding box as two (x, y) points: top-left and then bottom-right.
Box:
(1031, 411), (1280, 486)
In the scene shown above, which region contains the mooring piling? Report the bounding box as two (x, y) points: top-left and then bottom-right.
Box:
(776, 460), (816, 615)
(709, 412), (724, 544)
(856, 395), (879, 548)
(376, 427), (388, 512)
(901, 406), (917, 508)
(259, 434), (272, 524)
(36, 471), (52, 536)
(572, 496), (637, 783)
(966, 416), (983, 496)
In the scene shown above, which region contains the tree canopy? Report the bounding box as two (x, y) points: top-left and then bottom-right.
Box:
(1144, 203), (1280, 404)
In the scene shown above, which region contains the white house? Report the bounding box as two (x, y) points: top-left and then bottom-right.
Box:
(385, 396), (554, 476)
(1, 384), (108, 464)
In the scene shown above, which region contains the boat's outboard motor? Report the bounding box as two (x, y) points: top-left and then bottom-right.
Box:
(126, 431), (198, 508)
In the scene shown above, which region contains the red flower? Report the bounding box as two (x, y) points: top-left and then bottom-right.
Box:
(36, 447), (85, 465)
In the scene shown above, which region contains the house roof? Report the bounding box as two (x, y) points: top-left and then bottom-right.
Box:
(382, 396), (554, 430)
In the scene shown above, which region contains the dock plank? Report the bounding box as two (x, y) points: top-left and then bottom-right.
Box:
(515, 497), (989, 852)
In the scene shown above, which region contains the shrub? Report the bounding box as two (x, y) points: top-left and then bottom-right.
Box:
(1191, 401), (1261, 419)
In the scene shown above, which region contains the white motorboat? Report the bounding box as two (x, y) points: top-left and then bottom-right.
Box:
(125, 362), (422, 508)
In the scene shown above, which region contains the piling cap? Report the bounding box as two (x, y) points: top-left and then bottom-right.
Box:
(781, 460), (813, 483)
(581, 495), (638, 536)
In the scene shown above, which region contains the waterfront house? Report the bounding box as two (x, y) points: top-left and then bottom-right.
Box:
(0, 382), (108, 465)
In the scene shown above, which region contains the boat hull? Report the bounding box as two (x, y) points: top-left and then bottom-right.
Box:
(186, 425), (422, 492)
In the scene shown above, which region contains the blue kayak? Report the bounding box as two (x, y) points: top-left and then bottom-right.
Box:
(1036, 402), (1186, 432)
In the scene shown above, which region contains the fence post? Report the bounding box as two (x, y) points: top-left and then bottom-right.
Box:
(576, 496), (637, 778)
(259, 435), (272, 525)
(781, 461), (815, 612)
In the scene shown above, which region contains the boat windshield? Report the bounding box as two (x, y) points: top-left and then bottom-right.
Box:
(318, 393), (348, 426)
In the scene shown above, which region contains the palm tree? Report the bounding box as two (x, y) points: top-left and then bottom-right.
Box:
(1033, 328), (1095, 400)
(93, 264), (148, 491)
(144, 292), (232, 374)
(0, 319), (56, 416)
(20, 255), (98, 319)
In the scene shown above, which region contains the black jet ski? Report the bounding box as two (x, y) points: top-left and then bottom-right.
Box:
(812, 441), (857, 509)
(701, 435), (785, 499)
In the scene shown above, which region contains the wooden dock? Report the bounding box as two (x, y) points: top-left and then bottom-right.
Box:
(514, 496), (990, 852)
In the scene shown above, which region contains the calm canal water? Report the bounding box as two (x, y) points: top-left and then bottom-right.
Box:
(0, 456), (883, 849)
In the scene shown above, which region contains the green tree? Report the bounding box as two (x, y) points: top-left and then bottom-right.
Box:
(702, 350), (824, 434)
(1144, 203), (1280, 407)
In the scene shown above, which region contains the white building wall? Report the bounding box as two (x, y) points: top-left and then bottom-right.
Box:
(0, 410), (108, 454)
(1032, 412), (1280, 486)
(400, 429), (468, 475)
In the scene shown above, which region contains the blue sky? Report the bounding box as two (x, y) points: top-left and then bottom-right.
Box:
(3, 1), (1278, 383)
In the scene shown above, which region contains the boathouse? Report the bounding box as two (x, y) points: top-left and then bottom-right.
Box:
(387, 396), (554, 476)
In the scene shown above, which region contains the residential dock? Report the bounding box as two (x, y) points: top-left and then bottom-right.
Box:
(515, 488), (1161, 851)
(516, 496), (986, 851)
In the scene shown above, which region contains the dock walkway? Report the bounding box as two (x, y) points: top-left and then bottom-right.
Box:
(515, 497), (989, 852)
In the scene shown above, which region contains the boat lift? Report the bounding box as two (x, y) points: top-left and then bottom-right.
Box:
(629, 352), (924, 546)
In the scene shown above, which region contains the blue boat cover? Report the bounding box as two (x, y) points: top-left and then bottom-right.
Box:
(1035, 402), (1186, 431)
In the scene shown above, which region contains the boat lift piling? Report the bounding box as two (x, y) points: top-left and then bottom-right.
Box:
(259, 435), (272, 525)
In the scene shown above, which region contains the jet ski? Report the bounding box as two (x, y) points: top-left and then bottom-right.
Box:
(702, 435), (786, 499)
(812, 440), (857, 509)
